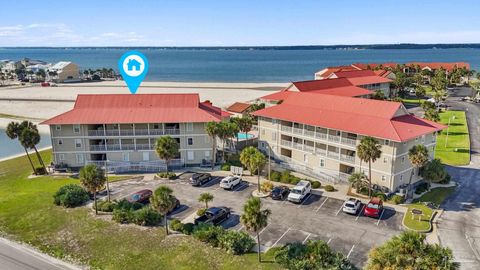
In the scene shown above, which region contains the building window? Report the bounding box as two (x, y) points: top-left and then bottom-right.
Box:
(303, 154), (308, 163)
(75, 139), (82, 148)
(384, 139), (390, 146)
(400, 175), (404, 182)
(122, 153), (130, 162)
(382, 175), (386, 181)
(187, 151), (194, 161)
(272, 132), (277, 141)
(58, 154), (65, 161)
(187, 138), (193, 145)
(205, 136), (210, 143)
(401, 156), (405, 163)
(320, 159), (325, 167)
(76, 154), (84, 164)
(142, 152), (149, 161)
(73, 124), (80, 133)
(415, 137), (419, 142)
(204, 151), (210, 158)
(58, 139), (63, 145)
(186, 122), (193, 132)
(421, 135), (425, 143)
(260, 142), (266, 148)
(336, 131), (341, 136)
(261, 129), (265, 135)
(55, 125), (61, 131)
(153, 124), (160, 129)
(383, 157), (388, 163)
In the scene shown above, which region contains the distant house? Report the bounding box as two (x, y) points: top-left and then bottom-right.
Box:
(326, 70), (393, 97)
(1, 61), (23, 72)
(226, 102), (253, 116)
(127, 59), (141, 71)
(48, 61), (80, 82)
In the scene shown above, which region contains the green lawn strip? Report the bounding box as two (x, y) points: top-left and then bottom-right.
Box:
(412, 186), (457, 206)
(0, 150), (281, 269)
(403, 204), (434, 232)
(434, 110), (470, 165)
(107, 175), (134, 183)
(401, 98), (422, 105)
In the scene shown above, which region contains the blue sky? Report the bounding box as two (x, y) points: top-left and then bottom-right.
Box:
(1, 0), (479, 46)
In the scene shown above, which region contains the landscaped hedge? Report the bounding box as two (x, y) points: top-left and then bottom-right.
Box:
(218, 230), (255, 255)
(324, 185), (335, 192)
(388, 195), (405, 205)
(269, 170), (321, 189)
(112, 207), (162, 226)
(415, 182), (430, 195)
(53, 184), (90, 208)
(157, 172), (177, 180)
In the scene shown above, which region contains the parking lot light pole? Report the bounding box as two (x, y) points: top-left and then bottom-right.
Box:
(268, 147), (271, 181)
(445, 115), (455, 148)
(104, 160), (111, 202)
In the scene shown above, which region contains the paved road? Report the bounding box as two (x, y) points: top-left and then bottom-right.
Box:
(437, 88), (480, 270)
(0, 237), (80, 270)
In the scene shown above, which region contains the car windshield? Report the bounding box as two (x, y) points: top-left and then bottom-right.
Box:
(367, 203), (379, 209)
(345, 202), (356, 208)
(291, 189), (302, 194)
(131, 194), (141, 200)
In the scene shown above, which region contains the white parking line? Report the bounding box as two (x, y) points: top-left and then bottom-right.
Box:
(233, 182), (248, 192)
(347, 245), (355, 258)
(376, 209), (385, 226)
(237, 225), (244, 232)
(259, 224), (269, 235)
(272, 228), (291, 247)
(355, 205), (365, 220)
(212, 186), (222, 192)
(297, 194), (312, 208)
(302, 233), (311, 244)
(315, 197), (329, 213)
(327, 238), (332, 244)
(335, 202), (344, 216)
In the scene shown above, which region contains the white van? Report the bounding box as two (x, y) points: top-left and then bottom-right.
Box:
(287, 180), (312, 203)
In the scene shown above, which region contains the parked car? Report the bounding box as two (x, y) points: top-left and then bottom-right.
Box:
(219, 175), (241, 190)
(127, 189), (153, 204)
(168, 198), (180, 213)
(41, 82), (50, 87)
(194, 207), (231, 225)
(364, 197), (384, 218)
(287, 180), (311, 203)
(462, 96), (472, 102)
(271, 185), (290, 200)
(342, 198), (362, 215)
(190, 173), (212, 186)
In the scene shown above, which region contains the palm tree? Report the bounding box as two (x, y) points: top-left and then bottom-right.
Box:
(348, 172), (366, 191)
(150, 185), (177, 235)
(19, 122), (46, 172)
(241, 197), (271, 263)
(205, 121), (220, 170)
(155, 136), (179, 173)
(198, 192), (214, 208)
(79, 164), (106, 215)
(357, 136), (382, 198)
(240, 146), (257, 176)
(237, 116), (253, 145)
(6, 121), (36, 174)
(407, 145), (429, 195)
(240, 146), (266, 193)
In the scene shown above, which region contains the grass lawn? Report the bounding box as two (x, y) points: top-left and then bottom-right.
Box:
(0, 150), (281, 270)
(403, 204), (434, 232)
(434, 111), (470, 165)
(413, 186), (457, 206)
(401, 98), (422, 105)
(107, 175), (134, 183)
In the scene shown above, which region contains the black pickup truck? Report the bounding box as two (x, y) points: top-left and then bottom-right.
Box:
(194, 207), (231, 225)
(189, 173), (212, 187)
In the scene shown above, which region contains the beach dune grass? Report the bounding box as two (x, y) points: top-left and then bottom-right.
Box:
(0, 150), (280, 270)
(434, 111), (470, 166)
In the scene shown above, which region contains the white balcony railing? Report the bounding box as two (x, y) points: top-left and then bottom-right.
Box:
(136, 144), (151, 150)
(88, 130), (106, 136)
(87, 128), (181, 137)
(327, 151), (340, 158)
(341, 137), (357, 146)
(339, 172), (351, 181)
(315, 148), (326, 156)
(106, 144), (121, 151)
(304, 144), (314, 152)
(135, 129), (150, 135)
(280, 140), (292, 147)
(120, 130), (135, 136)
(281, 125), (292, 133)
(292, 142), (303, 150)
(121, 144), (136, 150)
(340, 154), (355, 163)
(328, 135), (340, 143)
(304, 130), (315, 137)
(89, 145), (106, 151)
(292, 127), (303, 135)
(315, 133), (327, 140)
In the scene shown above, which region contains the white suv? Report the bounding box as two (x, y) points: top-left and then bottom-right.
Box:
(342, 198), (362, 215)
(287, 180), (311, 203)
(219, 175), (241, 190)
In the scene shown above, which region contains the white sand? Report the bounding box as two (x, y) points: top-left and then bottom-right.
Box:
(0, 81), (286, 129)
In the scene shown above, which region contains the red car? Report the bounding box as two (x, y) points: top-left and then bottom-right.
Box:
(364, 197), (383, 218)
(127, 189), (153, 204)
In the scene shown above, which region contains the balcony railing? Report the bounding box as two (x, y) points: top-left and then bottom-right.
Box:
(136, 144), (151, 150)
(340, 154), (355, 163)
(281, 140), (292, 147)
(341, 137), (357, 146)
(304, 144), (314, 152)
(339, 172), (351, 182)
(89, 145), (106, 151)
(304, 130), (315, 137)
(327, 151), (340, 158)
(121, 144), (136, 150)
(86, 128), (180, 137)
(281, 125), (292, 133)
(328, 135), (340, 143)
(315, 133), (327, 140)
(292, 142), (303, 150)
(106, 144), (121, 151)
(292, 127), (303, 135)
(315, 148), (326, 156)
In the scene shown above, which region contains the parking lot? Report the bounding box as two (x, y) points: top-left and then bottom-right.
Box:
(107, 172), (404, 268)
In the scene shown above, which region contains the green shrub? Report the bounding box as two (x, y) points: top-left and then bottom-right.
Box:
(94, 200), (116, 212)
(289, 176), (300, 185)
(415, 182), (430, 195)
(270, 171), (281, 182)
(53, 184), (89, 208)
(374, 193), (386, 201)
(182, 223), (195, 235)
(170, 219), (184, 232)
(114, 198), (144, 211)
(281, 170), (291, 183)
(218, 230), (255, 255)
(196, 208), (206, 217)
(112, 208), (134, 224)
(324, 185), (335, 192)
(193, 224), (225, 247)
(359, 186), (370, 196)
(35, 166), (47, 175)
(311, 181), (321, 189)
(157, 172), (177, 180)
(221, 163), (231, 171)
(133, 207), (162, 226)
(389, 195), (405, 205)
(439, 174), (451, 184)
(261, 181), (274, 193)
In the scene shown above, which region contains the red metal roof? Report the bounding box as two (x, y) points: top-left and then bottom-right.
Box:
(260, 85), (372, 101)
(345, 76), (392, 86)
(226, 102), (252, 113)
(352, 62), (470, 72)
(253, 92), (446, 142)
(315, 66), (360, 78)
(292, 78), (353, 90)
(42, 94), (229, 125)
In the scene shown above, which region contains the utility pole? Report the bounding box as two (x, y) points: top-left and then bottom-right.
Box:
(105, 160), (111, 202)
(268, 146), (271, 181)
(445, 115), (455, 148)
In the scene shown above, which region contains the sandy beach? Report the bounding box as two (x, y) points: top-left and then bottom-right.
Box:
(0, 81), (286, 129)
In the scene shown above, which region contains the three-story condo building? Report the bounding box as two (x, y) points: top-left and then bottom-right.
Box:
(42, 93), (229, 172)
(253, 92), (446, 192)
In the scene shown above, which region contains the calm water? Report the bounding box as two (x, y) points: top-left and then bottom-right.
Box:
(0, 48), (479, 82)
(0, 129), (51, 160)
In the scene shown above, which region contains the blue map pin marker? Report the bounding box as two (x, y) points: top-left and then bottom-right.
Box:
(118, 51), (149, 94)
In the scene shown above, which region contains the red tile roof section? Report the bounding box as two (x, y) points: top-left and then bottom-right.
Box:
(292, 78), (353, 91)
(253, 92), (446, 142)
(42, 94), (229, 125)
(226, 102), (251, 113)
